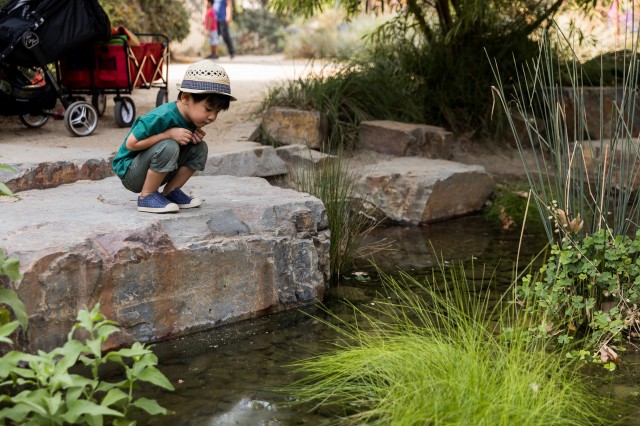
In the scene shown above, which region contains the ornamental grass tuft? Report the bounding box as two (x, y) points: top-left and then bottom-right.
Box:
(285, 265), (612, 425)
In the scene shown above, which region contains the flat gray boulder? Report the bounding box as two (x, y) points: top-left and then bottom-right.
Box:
(358, 120), (456, 159)
(353, 157), (494, 224)
(275, 144), (337, 177)
(202, 141), (288, 177)
(1, 176), (329, 352)
(0, 144), (114, 193)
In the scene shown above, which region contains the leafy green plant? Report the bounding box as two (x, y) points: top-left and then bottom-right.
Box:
(98, 0), (189, 42)
(0, 303), (174, 424)
(285, 264), (612, 425)
(517, 228), (640, 366)
(0, 164), (16, 198)
(491, 24), (640, 361)
(0, 249), (173, 424)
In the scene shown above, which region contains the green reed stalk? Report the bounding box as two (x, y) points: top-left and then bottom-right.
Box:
(288, 150), (377, 283)
(285, 263), (611, 425)
(491, 24), (640, 243)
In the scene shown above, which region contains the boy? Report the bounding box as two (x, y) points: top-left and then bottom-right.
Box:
(204, 0), (219, 59)
(112, 60), (236, 213)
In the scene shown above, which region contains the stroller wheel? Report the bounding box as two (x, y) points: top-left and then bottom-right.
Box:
(114, 97), (136, 128)
(156, 88), (168, 107)
(20, 114), (49, 128)
(64, 101), (98, 137)
(92, 93), (107, 117)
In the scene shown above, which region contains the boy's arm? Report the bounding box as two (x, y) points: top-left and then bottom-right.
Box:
(126, 127), (195, 151)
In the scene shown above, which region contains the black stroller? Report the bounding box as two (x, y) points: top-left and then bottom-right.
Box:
(0, 0), (111, 136)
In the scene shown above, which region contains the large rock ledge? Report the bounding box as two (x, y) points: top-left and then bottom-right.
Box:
(0, 176), (329, 352)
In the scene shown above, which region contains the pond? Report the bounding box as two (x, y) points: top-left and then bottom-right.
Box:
(134, 215), (640, 425)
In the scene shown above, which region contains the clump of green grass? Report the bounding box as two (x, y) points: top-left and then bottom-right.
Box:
(261, 55), (425, 150)
(287, 151), (380, 283)
(285, 266), (612, 425)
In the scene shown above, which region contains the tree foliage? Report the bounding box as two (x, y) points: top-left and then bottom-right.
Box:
(99, 0), (189, 42)
(268, 0), (601, 136)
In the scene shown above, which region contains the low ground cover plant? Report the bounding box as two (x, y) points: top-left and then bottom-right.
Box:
(0, 251), (174, 424)
(517, 228), (640, 368)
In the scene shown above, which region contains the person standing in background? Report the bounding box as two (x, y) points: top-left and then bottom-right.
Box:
(204, 0), (219, 59)
(214, 0), (235, 59)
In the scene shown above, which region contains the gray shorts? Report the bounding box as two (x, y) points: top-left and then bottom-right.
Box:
(121, 139), (208, 193)
(208, 30), (219, 46)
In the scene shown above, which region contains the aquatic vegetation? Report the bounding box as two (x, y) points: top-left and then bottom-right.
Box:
(287, 150), (382, 283)
(285, 266), (611, 425)
(492, 23), (640, 360)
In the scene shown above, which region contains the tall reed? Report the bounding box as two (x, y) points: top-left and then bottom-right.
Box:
(490, 24), (640, 243)
(491, 22), (640, 357)
(285, 264), (612, 425)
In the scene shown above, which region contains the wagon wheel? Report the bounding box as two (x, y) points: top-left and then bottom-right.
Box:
(19, 114), (49, 128)
(64, 101), (98, 137)
(156, 88), (168, 107)
(114, 96), (136, 128)
(91, 93), (107, 117)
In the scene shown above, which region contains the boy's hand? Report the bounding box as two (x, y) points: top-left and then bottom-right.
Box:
(167, 127), (194, 145)
(191, 128), (206, 144)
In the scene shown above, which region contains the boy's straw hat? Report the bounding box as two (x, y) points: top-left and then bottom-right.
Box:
(177, 59), (237, 101)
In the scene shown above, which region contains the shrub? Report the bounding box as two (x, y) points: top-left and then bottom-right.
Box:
(234, 7), (290, 55)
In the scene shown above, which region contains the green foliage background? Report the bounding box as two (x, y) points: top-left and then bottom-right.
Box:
(100, 0), (189, 42)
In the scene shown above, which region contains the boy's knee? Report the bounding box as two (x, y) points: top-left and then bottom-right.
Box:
(194, 141), (208, 158)
(156, 139), (180, 158)
(151, 139), (180, 168)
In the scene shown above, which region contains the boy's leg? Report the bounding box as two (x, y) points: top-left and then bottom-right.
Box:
(162, 166), (196, 195)
(122, 139), (180, 194)
(162, 141), (208, 208)
(141, 169), (168, 198)
(208, 31), (219, 59)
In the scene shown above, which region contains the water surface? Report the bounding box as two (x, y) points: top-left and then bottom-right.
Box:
(137, 216), (640, 425)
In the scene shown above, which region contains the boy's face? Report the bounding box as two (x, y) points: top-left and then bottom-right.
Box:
(181, 95), (220, 128)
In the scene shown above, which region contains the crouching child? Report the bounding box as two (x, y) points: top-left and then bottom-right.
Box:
(112, 60), (236, 213)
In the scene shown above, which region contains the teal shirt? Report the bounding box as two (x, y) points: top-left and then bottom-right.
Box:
(112, 101), (195, 179)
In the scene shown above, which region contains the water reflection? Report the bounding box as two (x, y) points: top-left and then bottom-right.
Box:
(140, 216), (550, 425)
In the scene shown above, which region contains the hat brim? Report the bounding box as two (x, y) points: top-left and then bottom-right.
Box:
(176, 83), (237, 101)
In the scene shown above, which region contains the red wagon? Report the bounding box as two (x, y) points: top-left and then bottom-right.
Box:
(58, 31), (170, 131)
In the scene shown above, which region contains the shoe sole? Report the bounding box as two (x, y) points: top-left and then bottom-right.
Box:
(138, 205), (180, 213)
(177, 199), (203, 209)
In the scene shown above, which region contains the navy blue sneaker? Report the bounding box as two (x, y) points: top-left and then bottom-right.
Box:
(137, 192), (179, 213)
(165, 188), (203, 209)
